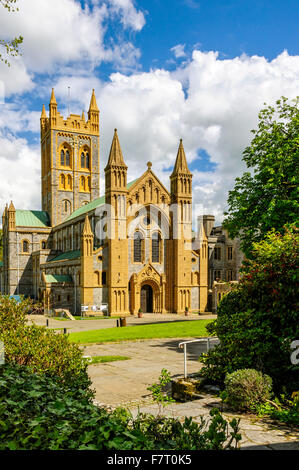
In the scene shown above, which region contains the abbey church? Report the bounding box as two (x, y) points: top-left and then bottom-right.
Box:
(0, 89), (242, 315)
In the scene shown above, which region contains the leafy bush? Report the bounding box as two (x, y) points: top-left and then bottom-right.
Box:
(147, 368), (174, 413)
(201, 227), (299, 394)
(255, 392), (299, 427)
(223, 369), (272, 412)
(0, 364), (242, 450)
(0, 295), (91, 392)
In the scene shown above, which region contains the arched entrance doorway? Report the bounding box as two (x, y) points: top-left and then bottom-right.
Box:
(140, 284), (153, 313)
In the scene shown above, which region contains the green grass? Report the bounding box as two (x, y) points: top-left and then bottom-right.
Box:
(69, 319), (211, 344)
(89, 355), (131, 364)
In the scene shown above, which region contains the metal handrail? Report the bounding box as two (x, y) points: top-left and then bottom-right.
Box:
(178, 337), (218, 378)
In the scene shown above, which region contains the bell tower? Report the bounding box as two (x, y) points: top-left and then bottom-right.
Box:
(40, 88), (100, 227)
(104, 129), (129, 314)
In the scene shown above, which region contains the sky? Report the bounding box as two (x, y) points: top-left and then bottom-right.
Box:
(0, 0), (298, 227)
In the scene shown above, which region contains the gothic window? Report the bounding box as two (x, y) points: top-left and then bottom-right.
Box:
(22, 240), (29, 253)
(60, 150), (65, 166)
(227, 246), (233, 260)
(65, 150), (70, 167)
(80, 176), (86, 192)
(152, 232), (160, 263)
(80, 147), (91, 170)
(102, 271), (107, 285)
(60, 174), (66, 190)
(41, 240), (47, 250)
(134, 232), (143, 262)
(67, 174), (72, 190)
(227, 270), (233, 281)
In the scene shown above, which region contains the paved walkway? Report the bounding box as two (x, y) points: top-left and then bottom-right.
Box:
(84, 339), (299, 450)
(29, 314), (299, 450)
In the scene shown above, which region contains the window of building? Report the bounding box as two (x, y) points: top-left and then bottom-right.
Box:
(227, 270), (233, 281)
(22, 240), (29, 253)
(214, 270), (222, 281)
(57, 295), (61, 302)
(133, 232), (143, 262)
(214, 247), (221, 260)
(80, 148), (90, 170)
(41, 241), (47, 250)
(67, 295), (70, 302)
(227, 246), (233, 260)
(152, 232), (160, 263)
(102, 271), (107, 286)
(60, 145), (71, 167)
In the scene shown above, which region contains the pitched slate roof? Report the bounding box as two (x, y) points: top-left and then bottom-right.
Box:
(15, 210), (51, 228)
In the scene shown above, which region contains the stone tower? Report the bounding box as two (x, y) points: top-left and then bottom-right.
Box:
(40, 89), (100, 227)
(169, 139), (193, 313)
(104, 129), (129, 314)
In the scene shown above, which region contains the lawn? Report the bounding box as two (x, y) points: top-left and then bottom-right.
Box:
(88, 355), (131, 364)
(69, 319), (211, 344)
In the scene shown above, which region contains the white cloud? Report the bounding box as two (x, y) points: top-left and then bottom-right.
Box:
(0, 0), (145, 96)
(108, 0), (146, 31)
(0, 135), (41, 213)
(171, 44), (186, 59)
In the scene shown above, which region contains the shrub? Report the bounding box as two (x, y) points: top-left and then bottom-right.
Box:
(224, 369), (272, 412)
(0, 295), (91, 393)
(201, 227), (299, 394)
(0, 363), (242, 450)
(255, 392), (299, 427)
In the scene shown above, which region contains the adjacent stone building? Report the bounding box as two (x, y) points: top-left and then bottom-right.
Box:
(0, 89), (243, 315)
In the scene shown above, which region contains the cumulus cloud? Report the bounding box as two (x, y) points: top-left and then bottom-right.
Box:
(0, 0), (145, 96)
(1, 48), (299, 226)
(171, 44), (186, 59)
(107, 0), (146, 31)
(0, 135), (40, 213)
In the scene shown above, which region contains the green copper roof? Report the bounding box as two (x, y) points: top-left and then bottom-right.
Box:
(45, 274), (73, 284)
(66, 196), (105, 222)
(49, 250), (81, 263)
(65, 180), (138, 222)
(16, 210), (51, 228)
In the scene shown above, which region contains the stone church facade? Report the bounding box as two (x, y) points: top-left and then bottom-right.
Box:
(0, 90), (242, 315)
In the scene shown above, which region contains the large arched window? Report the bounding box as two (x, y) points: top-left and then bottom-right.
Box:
(80, 146), (90, 170)
(60, 144), (72, 168)
(133, 231), (143, 263)
(152, 232), (161, 263)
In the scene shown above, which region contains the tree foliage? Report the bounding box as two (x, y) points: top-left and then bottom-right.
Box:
(201, 226), (299, 394)
(223, 97), (299, 257)
(0, 0), (23, 66)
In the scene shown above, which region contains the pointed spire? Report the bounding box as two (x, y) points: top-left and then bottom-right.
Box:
(49, 88), (57, 105)
(41, 104), (47, 118)
(105, 129), (126, 168)
(88, 89), (99, 112)
(82, 215), (93, 236)
(171, 139), (191, 176)
(8, 200), (15, 212)
(81, 110), (85, 121)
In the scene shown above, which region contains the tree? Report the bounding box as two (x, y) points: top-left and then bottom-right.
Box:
(0, 0), (23, 66)
(223, 97), (299, 257)
(201, 226), (299, 394)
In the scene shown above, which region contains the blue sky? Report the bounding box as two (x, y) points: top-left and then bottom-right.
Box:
(0, 0), (298, 224)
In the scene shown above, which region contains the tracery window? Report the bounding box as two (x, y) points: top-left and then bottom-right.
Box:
(152, 232), (161, 263)
(133, 232), (143, 262)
